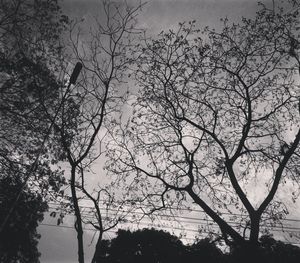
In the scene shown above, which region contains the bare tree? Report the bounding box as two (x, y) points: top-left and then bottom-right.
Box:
(46, 1), (143, 262)
(108, 0), (300, 254)
(78, 165), (136, 263)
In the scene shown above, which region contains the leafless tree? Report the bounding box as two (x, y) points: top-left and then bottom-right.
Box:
(45, 1), (143, 262)
(108, 0), (300, 253)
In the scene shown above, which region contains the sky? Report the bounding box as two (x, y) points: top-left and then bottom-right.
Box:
(61, 0), (268, 33)
(37, 0), (300, 262)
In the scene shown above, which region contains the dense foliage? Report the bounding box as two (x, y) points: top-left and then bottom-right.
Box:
(0, 175), (47, 263)
(95, 228), (300, 263)
(95, 228), (222, 263)
(0, 0), (68, 169)
(0, 0), (69, 261)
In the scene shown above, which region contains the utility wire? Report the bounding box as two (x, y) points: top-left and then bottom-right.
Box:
(46, 205), (300, 236)
(47, 203), (300, 224)
(38, 222), (300, 245)
(48, 200), (300, 222)
(48, 206), (300, 232)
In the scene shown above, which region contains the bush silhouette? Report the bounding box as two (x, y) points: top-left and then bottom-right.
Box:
(95, 229), (300, 263)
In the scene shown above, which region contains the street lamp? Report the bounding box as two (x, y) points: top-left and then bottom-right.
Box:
(69, 62), (83, 85)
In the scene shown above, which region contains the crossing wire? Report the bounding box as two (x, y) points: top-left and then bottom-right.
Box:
(47, 208), (300, 234)
(47, 203), (300, 231)
(38, 222), (300, 246)
(48, 201), (300, 223)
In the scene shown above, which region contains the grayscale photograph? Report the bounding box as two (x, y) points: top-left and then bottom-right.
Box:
(1, 0), (300, 262)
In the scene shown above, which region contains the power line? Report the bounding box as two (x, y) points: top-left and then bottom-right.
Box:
(48, 201), (300, 223)
(45, 200), (300, 243)
(38, 222), (300, 246)
(46, 204), (300, 233)
(47, 208), (300, 234)
(38, 223), (196, 242)
(44, 211), (300, 241)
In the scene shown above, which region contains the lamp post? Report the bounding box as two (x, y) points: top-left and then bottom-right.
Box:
(0, 62), (83, 234)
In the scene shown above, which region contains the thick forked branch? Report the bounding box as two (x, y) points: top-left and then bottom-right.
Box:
(187, 188), (244, 244)
(122, 132), (244, 243)
(257, 127), (300, 215)
(225, 161), (255, 215)
(180, 115), (255, 214)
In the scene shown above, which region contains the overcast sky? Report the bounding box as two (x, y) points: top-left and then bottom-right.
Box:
(61, 0), (270, 32)
(37, 0), (298, 262)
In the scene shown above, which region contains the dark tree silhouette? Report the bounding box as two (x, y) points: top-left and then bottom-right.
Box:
(186, 238), (224, 263)
(229, 235), (300, 263)
(93, 228), (300, 263)
(0, 0), (69, 253)
(0, 174), (47, 263)
(95, 228), (185, 263)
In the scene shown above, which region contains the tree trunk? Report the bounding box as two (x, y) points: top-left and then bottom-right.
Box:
(91, 231), (103, 263)
(249, 214), (260, 245)
(71, 165), (85, 263)
(187, 188), (245, 245)
(231, 214), (261, 263)
(231, 241), (262, 263)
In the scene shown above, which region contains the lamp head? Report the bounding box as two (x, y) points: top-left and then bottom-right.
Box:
(70, 62), (83, 84)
